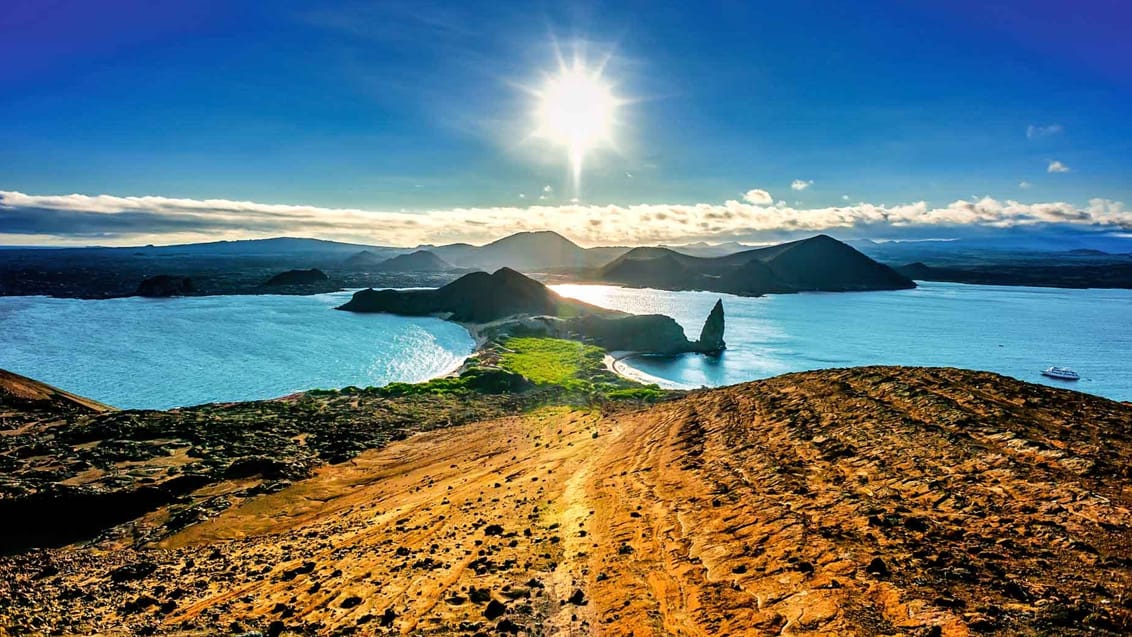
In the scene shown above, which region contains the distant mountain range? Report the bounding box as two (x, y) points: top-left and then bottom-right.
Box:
(345, 249), (455, 272)
(849, 234), (1132, 264)
(422, 231), (626, 272)
(5, 229), (1132, 298)
(657, 240), (761, 258)
(599, 234), (914, 296)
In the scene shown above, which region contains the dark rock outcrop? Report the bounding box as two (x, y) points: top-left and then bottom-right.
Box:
(599, 234), (914, 296)
(696, 299), (725, 352)
(134, 275), (195, 297)
(564, 314), (695, 355)
(337, 268), (571, 322)
(264, 269), (329, 286)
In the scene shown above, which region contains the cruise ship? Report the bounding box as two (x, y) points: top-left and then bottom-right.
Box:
(1041, 366), (1080, 381)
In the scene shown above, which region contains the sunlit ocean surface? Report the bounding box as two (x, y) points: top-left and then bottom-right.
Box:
(3, 282), (1129, 409)
(552, 282), (1132, 402)
(0, 290), (474, 410)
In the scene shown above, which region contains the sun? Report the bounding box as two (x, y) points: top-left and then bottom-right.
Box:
(534, 60), (619, 194)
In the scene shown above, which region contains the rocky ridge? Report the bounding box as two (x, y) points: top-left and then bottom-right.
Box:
(1, 366), (1130, 635)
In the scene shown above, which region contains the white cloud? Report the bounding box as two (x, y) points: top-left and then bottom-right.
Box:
(1019, 181), (1032, 189)
(1047, 160), (1071, 173)
(518, 193), (526, 199)
(742, 189), (773, 205)
(791, 179), (813, 191)
(1027, 124), (1063, 139)
(543, 184), (553, 193)
(1, 190), (1129, 247)
(841, 194), (850, 201)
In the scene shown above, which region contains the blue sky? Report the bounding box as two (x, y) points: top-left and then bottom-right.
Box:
(1, 0), (1130, 245)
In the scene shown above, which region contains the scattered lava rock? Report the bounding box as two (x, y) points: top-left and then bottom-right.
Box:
(483, 599), (507, 620)
(109, 562), (157, 583)
(380, 607), (397, 627)
(866, 557), (890, 578)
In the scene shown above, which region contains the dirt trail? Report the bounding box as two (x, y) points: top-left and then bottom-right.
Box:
(3, 367), (1131, 635)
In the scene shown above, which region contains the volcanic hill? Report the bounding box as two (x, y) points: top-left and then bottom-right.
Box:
(264, 269), (330, 286)
(599, 234), (915, 296)
(374, 250), (454, 272)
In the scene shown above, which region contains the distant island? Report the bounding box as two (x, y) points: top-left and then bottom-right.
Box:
(264, 268), (330, 286)
(338, 267), (725, 355)
(897, 260), (1132, 289)
(596, 234), (914, 296)
(4, 230), (1132, 299)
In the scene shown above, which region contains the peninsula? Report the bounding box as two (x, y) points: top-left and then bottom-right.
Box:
(337, 266), (726, 355)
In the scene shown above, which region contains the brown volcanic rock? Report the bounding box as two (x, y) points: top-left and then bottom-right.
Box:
(1, 367), (1130, 635)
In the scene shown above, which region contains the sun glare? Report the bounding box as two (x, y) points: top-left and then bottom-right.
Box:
(534, 60), (618, 194)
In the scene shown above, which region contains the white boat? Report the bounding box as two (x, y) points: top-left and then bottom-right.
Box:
(1041, 366), (1079, 381)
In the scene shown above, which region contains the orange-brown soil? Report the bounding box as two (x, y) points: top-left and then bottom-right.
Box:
(2, 367), (1131, 635)
(0, 368), (112, 421)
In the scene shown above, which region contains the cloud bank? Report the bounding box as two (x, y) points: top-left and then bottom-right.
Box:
(1, 190), (1129, 247)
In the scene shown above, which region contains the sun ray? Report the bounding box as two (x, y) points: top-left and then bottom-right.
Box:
(531, 49), (621, 198)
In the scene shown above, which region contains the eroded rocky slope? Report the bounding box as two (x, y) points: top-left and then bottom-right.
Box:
(1, 367), (1130, 635)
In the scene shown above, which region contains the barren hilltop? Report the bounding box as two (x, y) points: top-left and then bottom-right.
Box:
(2, 365), (1130, 635)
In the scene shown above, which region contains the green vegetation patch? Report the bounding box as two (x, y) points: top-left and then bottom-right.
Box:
(378, 366), (530, 397)
(603, 386), (667, 401)
(319, 336), (670, 404)
(498, 337), (605, 391)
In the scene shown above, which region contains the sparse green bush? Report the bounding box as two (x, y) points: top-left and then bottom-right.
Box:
(604, 386), (666, 402)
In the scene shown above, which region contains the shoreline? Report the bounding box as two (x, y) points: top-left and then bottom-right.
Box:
(603, 351), (691, 390)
